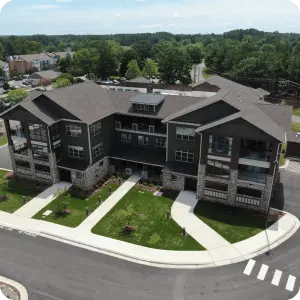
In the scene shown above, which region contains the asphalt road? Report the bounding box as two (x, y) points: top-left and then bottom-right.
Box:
(0, 170), (300, 300)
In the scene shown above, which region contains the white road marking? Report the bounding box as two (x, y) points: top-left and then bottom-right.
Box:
(257, 264), (269, 281)
(286, 275), (296, 292)
(271, 270), (282, 286)
(243, 259), (256, 276)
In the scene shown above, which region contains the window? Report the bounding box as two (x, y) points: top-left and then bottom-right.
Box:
(51, 123), (60, 141)
(92, 143), (103, 159)
(132, 123), (138, 131)
(176, 127), (195, 141)
(149, 125), (155, 133)
(66, 124), (82, 138)
(121, 133), (132, 144)
(68, 146), (84, 159)
(138, 135), (149, 146)
(90, 121), (101, 137)
(209, 135), (232, 156)
(206, 160), (230, 179)
(171, 175), (177, 181)
(175, 149), (194, 163)
(116, 121), (121, 129)
(32, 144), (48, 160)
(156, 138), (166, 148)
(136, 104), (149, 112)
(29, 123), (47, 142)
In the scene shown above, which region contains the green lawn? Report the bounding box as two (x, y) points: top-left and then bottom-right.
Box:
(92, 188), (204, 251)
(34, 183), (119, 228)
(292, 122), (300, 132)
(194, 201), (273, 244)
(0, 171), (45, 213)
(293, 108), (300, 117)
(0, 135), (7, 146)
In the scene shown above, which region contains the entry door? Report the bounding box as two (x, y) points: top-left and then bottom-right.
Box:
(185, 177), (197, 191)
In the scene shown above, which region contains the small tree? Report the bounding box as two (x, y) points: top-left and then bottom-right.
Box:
(3, 82), (10, 91)
(53, 78), (71, 89)
(142, 59), (158, 78)
(6, 89), (28, 105)
(125, 60), (142, 80)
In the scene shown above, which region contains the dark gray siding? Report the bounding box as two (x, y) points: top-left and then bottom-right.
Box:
(60, 121), (90, 163)
(175, 101), (238, 124)
(2, 106), (44, 124)
(167, 123), (200, 164)
(90, 115), (115, 164)
(287, 142), (300, 158)
(206, 118), (277, 142)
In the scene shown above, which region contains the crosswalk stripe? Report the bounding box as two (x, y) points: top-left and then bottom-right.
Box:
(257, 264), (269, 280)
(243, 259), (256, 276)
(271, 270), (282, 286)
(286, 275), (296, 291)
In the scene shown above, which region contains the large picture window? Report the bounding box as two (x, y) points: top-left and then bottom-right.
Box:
(32, 144), (48, 160)
(29, 123), (47, 142)
(92, 143), (103, 159)
(68, 146), (84, 159)
(66, 124), (82, 138)
(175, 149), (194, 163)
(176, 127), (195, 141)
(90, 121), (101, 137)
(206, 160), (230, 179)
(209, 135), (233, 156)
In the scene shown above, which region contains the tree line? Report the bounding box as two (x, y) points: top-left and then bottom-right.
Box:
(1, 29), (300, 84)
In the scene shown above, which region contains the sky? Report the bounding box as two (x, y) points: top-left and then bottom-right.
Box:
(0, 0), (300, 35)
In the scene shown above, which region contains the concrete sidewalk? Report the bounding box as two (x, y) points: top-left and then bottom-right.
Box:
(172, 191), (231, 250)
(77, 175), (140, 232)
(13, 182), (72, 218)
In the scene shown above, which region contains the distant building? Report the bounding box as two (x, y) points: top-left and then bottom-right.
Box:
(7, 52), (75, 74)
(28, 70), (61, 86)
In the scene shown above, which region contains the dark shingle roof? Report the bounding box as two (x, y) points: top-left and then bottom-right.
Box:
(29, 70), (61, 80)
(287, 132), (300, 143)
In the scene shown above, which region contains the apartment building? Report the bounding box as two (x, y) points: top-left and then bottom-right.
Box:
(7, 52), (75, 74)
(0, 76), (292, 212)
(0, 61), (10, 79)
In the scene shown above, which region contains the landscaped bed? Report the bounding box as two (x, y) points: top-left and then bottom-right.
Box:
(33, 181), (119, 228)
(92, 188), (204, 251)
(0, 171), (47, 213)
(194, 201), (276, 244)
(0, 135), (7, 147)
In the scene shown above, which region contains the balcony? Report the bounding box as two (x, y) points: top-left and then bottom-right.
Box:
(235, 195), (261, 207)
(238, 169), (268, 184)
(204, 188), (227, 200)
(116, 121), (167, 136)
(240, 139), (272, 162)
(13, 143), (28, 156)
(10, 125), (24, 138)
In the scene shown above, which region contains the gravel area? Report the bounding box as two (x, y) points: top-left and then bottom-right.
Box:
(0, 282), (20, 300)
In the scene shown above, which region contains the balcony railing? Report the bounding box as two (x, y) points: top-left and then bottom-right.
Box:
(13, 143), (28, 156)
(36, 171), (52, 180)
(238, 171), (267, 184)
(16, 167), (32, 176)
(239, 149), (270, 162)
(115, 122), (167, 135)
(236, 194), (261, 207)
(30, 133), (47, 142)
(204, 188), (227, 200)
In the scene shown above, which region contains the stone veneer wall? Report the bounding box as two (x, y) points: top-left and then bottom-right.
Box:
(162, 170), (185, 191)
(71, 157), (109, 189)
(9, 146), (54, 184)
(227, 170), (238, 205)
(196, 164), (206, 198)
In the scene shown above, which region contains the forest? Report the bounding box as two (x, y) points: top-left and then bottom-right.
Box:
(1, 29), (300, 86)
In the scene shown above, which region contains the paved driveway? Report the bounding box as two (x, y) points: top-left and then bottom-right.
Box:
(0, 144), (12, 170)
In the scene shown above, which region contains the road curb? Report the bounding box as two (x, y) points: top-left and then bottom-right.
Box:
(0, 276), (28, 300)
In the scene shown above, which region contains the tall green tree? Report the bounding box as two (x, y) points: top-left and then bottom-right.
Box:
(142, 59), (158, 78)
(157, 42), (192, 84)
(186, 43), (204, 64)
(59, 53), (73, 73)
(73, 48), (97, 78)
(0, 42), (4, 61)
(125, 60), (142, 80)
(119, 48), (139, 77)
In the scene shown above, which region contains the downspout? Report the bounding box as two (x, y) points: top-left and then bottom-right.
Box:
(196, 132), (203, 200)
(86, 124), (93, 188)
